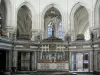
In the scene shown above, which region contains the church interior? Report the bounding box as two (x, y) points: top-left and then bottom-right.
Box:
(0, 0), (100, 75)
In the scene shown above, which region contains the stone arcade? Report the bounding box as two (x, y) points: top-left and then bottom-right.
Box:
(0, 0), (100, 75)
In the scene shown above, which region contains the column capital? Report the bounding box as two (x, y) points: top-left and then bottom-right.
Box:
(6, 26), (17, 33)
(6, 26), (17, 38)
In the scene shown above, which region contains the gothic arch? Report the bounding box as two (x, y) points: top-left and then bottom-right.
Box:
(70, 2), (90, 40)
(16, 1), (36, 30)
(17, 3), (33, 40)
(3, 0), (12, 26)
(42, 4), (63, 38)
(41, 4), (63, 32)
(95, 0), (100, 28)
(0, 0), (12, 35)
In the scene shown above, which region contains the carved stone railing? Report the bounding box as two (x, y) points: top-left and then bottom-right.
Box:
(37, 63), (69, 70)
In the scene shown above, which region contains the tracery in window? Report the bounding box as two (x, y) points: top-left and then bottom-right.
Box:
(48, 22), (52, 37)
(44, 6), (62, 38)
(58, 22), (62, 38)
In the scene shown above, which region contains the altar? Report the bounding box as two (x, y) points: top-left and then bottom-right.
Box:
(37, 35), (69, 71)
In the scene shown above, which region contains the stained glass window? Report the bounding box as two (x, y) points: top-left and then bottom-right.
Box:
(48, 22), (52, 37)
(45, 7), (62, 38)
(58, 22), (62, 38)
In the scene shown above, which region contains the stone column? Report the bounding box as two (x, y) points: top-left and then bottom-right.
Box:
(6, 51), (9, 71)
(70, 30), (76, 41)
(90, 27), (99, 39)
(69, 51), (71, 71)
(96, 28), (100, 38)
(31, 30), (39, 41)
(32, 52), (35, 71)
(13, 50), (17, 71)
(34, 51), (37, 71)
(94, 51), (97, 71)
(6, 26), (17, 39)
(9, 51), (12, 71)
(90, 51), (93, 72)
(7, 26), (17, 72)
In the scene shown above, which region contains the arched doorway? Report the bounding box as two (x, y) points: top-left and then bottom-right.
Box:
(0, 50), (6, 71)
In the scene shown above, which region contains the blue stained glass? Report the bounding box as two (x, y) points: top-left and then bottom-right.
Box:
(48, 22), (52, 37)
(47, 22), (62, 38)
(58, 22), (62, 38)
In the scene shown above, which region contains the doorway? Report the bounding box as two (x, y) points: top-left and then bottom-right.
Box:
(0, 50), (6, 71)
(72, 52), (89, 72)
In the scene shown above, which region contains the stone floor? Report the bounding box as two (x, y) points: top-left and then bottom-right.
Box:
(4, 72), (94, 75)
(11, 73), (94, 75)
(13, 74), (93, 75)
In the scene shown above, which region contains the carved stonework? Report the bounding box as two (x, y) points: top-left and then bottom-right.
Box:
(6, 26), (17, 38)
(18, 33), (31, 40)
(40, 63), (49, 70)
(56, 63), (65, 70)
(76, 45), (83, 49)
(31, 29), (43, 41)
(76, 34), (84, 40)
(0, 29), (7, 36)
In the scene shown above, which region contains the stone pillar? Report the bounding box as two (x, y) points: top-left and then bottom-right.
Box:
(13, 50), (17, 70)
(70, 30), (76, 41)
(32, 52), (35, 71)
(69, 51), (71, 71)
(31, 30), (38, 41)
(90, 27), (98, 39)
(96, 28), (100, 38)
(94, 51), (97, 71)
(6, 51), (10, 71)
(34, 51), (37, 71)
(6, 26), (17, 72)
(90, 51), (93, 72)
(9, 51), (12, 71)
(6, 26), (17, 39)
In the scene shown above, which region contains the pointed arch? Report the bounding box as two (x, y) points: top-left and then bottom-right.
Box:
(41, 4), (63, 32)
(0, 0), (12, 36)
(42, 4), (63, 38)
(16, 1), (36, 30)
(17, 3), (33, 40)
(70, 2), (90, 40)
(95, 0), (100, 28)
(3, 0), (12, 26)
